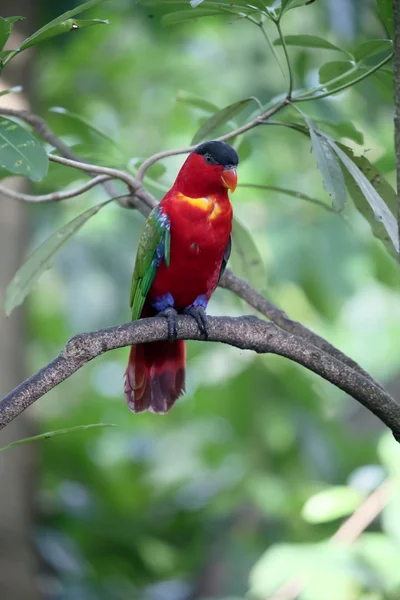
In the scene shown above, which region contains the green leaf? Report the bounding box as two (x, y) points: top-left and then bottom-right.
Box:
(377, 0), (394, 38)
(302, 486), (365, 523)
(327, 140), (399, 255)
(191, 98), (255, 145)
(231, 216), (267, 294)
(316, 119), (364, 145)
(4, 199), (113, 316)
(0, 117), (48, 182)
(49, 106), (122, 152)
(308, 125), (347, 211)
(176, 90), (219, 113)
(17, 0), (107, 51)
(280, 0), (316, 16)
(0, 16), (24, 51)
(273, 34), (346, 54)
(236, 139), (252, 162)
(354, 39), (392, 63)
(162, 8), (229, 25)
(335, 145), (398, 258)
(0, 423), (117, 453)
(18, 18), (108, 51)
(318, 61), (353, 84)
(250, 542), (356, 599)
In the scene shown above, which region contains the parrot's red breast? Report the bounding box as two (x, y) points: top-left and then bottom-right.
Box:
(125, 141), (239, 413)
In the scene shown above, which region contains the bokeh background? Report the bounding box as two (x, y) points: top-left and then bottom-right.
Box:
(0, 0), (399, 599)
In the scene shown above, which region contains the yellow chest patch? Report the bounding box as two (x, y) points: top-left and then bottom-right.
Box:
(176, 192), (224, 221)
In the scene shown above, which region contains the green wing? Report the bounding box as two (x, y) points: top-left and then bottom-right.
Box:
(130, 205), (171, 320)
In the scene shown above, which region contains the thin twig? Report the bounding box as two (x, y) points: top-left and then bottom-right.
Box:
(135, 98), (289, 183)
(0, 315), (399, 438)
(0, 175), (111, 203)
(48, 154), (156, 211)
(268, 479), (392, 600)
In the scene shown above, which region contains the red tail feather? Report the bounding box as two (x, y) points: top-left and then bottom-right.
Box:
(124, 340), (186, 414)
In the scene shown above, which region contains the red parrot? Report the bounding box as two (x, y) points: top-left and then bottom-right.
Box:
(124, 140), (238, 413)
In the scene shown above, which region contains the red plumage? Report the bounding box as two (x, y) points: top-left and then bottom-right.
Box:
(125, 143), (238, 413)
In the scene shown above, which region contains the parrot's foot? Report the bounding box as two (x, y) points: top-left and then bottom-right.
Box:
(184, 305), (209, 338)
(158, 306), (179, 341)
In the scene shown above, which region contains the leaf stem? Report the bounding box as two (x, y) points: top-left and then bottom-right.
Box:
(275, 19), (293, 98)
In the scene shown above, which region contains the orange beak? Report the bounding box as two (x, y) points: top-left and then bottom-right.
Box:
(221, 167), (237, 193)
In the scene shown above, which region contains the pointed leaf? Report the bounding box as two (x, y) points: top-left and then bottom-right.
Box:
(17, 0), (106, 51)
(354, 39), (392, 63)
(318, 61), (353, 84)
(0, 423), (117, 453)
(327, 140), (398, 254)
(176, 90), (219, 113)
(308, 125), (347, 211)
(316, 119), (364, 145)
(49, 106), (122, 152)
(0, 86), (23, 97)
(162, 8), (230, 26)
(377, 0), (394, 38)
(0, 117), (48, 181)
(191, 98), (255, 145)
(4, 199), (113, 316)
(0, 16), (24, 51)
(280, 0), (316, 15)
(18, 18), (108, 51)
(336, 144), (398, 258)
(273, 35), (346, 54)
(231, 216), (267, 294)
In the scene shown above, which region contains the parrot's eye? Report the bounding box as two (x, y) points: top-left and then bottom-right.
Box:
(204, 153), (218, 165)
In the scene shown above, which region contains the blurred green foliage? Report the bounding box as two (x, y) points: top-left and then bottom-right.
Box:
(1, 0), (400, 598)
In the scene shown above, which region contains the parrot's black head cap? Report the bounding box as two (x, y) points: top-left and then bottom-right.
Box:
(194, 140), (239, 168)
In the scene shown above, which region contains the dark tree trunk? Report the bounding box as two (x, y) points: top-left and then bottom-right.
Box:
(0, 1), (40, 598)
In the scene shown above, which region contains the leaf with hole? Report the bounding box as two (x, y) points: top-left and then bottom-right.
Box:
(4, 199), (114, 316)
(354, 39), (392, 63)
(0, 423), (117, 453)
(308, 124), (347, 211)
(0, 117), (48, 181)
(17, 0), (107, 51)
(231, 216), (267, 294)
(335, 144), (398, 258)
(273, 34), (347, 54)
(191, 98), (255, 145)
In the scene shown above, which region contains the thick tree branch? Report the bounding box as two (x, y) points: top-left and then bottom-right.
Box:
(0, 315), (399, 438)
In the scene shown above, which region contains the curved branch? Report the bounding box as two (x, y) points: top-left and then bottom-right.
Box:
(219, 269), (387, 392)
(0, 175), (111, 203)
(135, 98), (289, 183)
(48, 154), (157, 211)
(0, 315), (399, 439)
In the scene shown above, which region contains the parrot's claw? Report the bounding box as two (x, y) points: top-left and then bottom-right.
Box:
(184, 306), (209, 339)
(158, 306), (179, 341)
